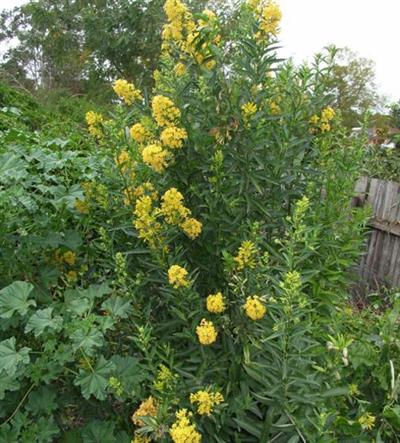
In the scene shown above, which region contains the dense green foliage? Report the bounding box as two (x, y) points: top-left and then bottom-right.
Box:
(0, 1), (399, 442)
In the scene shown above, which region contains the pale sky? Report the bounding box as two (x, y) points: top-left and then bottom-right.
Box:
(0, 0), (399, 102)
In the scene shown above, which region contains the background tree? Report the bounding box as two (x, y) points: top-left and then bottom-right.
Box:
(324, 46), (384, 128)
(0, 0), (220, 97)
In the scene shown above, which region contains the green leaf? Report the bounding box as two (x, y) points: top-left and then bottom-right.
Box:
(102, 297), (132, 319)
(74, 356), (115, 400)
(34, 416), (60, 442)
(0, 152), (28, 182)
(25, 308), (63, 337)
(71, 327), (103, 355)
(0, 281), (36, 319)
(80, 283), (113, 300)
(0, 337), (30, 376)
(25, 385), (58, 415)
(0, 371), (20, 400)
(111, 355), (147, 394)
(66, 297), (93, 316)
(81, 420), (116, 443)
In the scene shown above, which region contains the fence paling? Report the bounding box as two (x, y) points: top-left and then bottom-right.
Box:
(355, 176), (400, 288)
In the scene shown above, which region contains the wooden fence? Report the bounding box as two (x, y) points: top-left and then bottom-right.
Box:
(354, 176), (400, 288)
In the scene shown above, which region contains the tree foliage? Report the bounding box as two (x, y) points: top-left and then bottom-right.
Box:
(324, 46), (383, 128)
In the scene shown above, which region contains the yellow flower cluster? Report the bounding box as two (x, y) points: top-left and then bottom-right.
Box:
(142, 144), (170, 173)
(160, 188), (190, 223)
(85, 111), (104, 140)
(160, 188), (202, 239)
(63, 251), (76, 266)
(153, 364), (176, 392)
(75, 199), (89, 214)
(174, 62), (186, 77)
(113, 79), (142, 105)
(206, 292), (226, 313)
(160, 126), (187, 149)
(180, 217), (202, 240)
(169, 409), (201, 443)
(162, 0), (190, 42)
(168, 264), (190, 288)
(269, 100), (281, 115)
(115, 150), (136, 175)
(196, 319), (218, 345)
(241, 102), (257, 120)
(234, 240), (258, 270)
(190, 390), (224, 416)
(152, 95), (181, 127)
(131, 435), (151, 443)
(244, 296), (267, 320)
(358, 413), (376, 430)
(130, 123), (150, 144)
(82, 181), (109, 209)
(257, 1), (282, 37)
(115, 150), (130, 167)
(131, 396), (158, 427)
(321, 106), (335, 122)
(134, 196), (162, 248)
(55, 250), (77, 266)
(310, 106), (336, 132)
(162, 0), (219, 69)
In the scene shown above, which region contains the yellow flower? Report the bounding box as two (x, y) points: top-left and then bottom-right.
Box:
(131, 435), (151, 443)
(130, 123), (150, 144)
(85, 111), (103, 127)
(164, 0), (188, 23)
(234, 240), (257, 270)
(115, 150), (131, 170)
(63, 251), (76, 266)
(348, 384), (360, 396)
(174, 62), (186, 77)
(269, 100), (281, 115)
(309, 114), (320, 125)
(247, 0), (261, 9)
(134, 196), (163, 248)
(170, 409), (201, 443)
(320, 122), (331, 132)
(142, 144), (169, 173)
(85, 111), (104, 140)
(259, 1), (282, 36)
(131, 397), (158, 427)
(241, 102), (257, 119)
(204, 59), (216, 70)
(168, 265), (190, 288)
(113, 79), (142, 105)
(153, 364), (176, 392)
(87, 125), (104, 140)
(152, 95), (181, 127)
(244, 296), (266, 320)
(133, 182), (158, 200)
(66, 270), (78, 282)
(75, 199), (89, 214)
(180, 217), (202, 239)
(206, 292), (226, 313)
(358, 413), (376, 430)
(321, 106), (335, 122)
(160, 126), (187, 149)
(196, 319), (217, 345)
(190, 390), (224, 416)
(160, 188), (191, 224)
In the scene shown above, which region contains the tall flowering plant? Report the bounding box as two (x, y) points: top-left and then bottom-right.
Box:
(0, 1), (375, 442)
